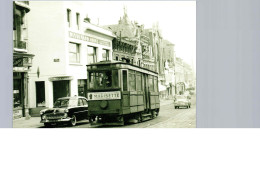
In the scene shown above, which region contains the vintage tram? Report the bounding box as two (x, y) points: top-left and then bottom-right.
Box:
(86, 61), (160, 125)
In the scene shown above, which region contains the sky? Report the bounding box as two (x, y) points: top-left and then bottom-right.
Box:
(81, 1), (196, 70)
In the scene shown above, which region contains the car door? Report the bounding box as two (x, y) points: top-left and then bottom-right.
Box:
(82, 98), (88, 120)
(76, 98), (84, 120)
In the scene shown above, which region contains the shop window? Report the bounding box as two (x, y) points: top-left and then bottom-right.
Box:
(102, 49), (109, 61)
(88, 46), (97, 64)
(69, 42), (80, 63)
(13, 78), (22, 108)
(78, 79), (87, 97)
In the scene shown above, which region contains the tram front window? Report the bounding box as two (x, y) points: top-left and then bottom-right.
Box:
(89, 70), (118, 89)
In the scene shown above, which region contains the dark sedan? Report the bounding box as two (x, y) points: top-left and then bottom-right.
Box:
(40, 96), (89, 127)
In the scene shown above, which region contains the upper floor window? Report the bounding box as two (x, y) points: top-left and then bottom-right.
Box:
(102, 49), (109, 61)
(76, 13), (80, 30)
(67, 9), (71, 27)
(87, 46), (97, 64)
(69, 42), (80, 63)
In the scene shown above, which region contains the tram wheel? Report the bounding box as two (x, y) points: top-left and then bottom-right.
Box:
(156, 109), (160, 117)
(117, 115), (125, 125)
(137, 113), (142, 123)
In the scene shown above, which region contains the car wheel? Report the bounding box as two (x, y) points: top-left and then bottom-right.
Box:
(175, 106), (177, 109)
(70, 115), (77, 126)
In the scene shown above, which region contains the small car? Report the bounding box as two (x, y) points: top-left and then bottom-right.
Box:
(40, 96), (89, 127)
(174, 95), (191, 109)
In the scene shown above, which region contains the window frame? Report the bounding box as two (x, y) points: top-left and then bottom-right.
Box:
(87, 46), (97, 64)
(69, 42), (80, 63)
(67, 9), (71, 27)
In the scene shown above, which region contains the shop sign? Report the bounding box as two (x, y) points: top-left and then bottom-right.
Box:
(88, 91), (121, 101)
(13, 90), (19, 94)
(13, 67), (29, 72)
(69, 31), (111, 47)
(49, 76), (73, 81)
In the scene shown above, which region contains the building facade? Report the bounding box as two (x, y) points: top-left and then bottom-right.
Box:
(13, 1), (34, 119)
(162, 39), (176, 98)
(27, 1), (114, 115)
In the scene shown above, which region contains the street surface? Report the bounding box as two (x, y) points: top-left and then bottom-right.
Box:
(13, 97), (196, 128)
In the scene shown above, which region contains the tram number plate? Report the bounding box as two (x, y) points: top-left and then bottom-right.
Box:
(88, 91), (121, 101)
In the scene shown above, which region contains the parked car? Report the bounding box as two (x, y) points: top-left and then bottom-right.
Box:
(40, 96), (89, 127)
(174, 95), (191, 109)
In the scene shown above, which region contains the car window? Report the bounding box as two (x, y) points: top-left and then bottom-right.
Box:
(78, 99), (83, 106)
(54, 99), (69, 108)
(82, 99), (87, 106)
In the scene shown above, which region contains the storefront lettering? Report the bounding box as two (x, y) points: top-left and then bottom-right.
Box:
(69, 31), (110, 47)
(49, 76), (73, 81)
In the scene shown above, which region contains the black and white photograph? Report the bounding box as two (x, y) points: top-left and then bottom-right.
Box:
(12, 1), (196, 128)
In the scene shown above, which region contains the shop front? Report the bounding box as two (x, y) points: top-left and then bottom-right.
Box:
(49, 76), (73, 103)
(13, 52), (34, 119)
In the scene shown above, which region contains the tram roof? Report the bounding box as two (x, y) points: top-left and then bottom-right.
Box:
(87, 60), (158, 75)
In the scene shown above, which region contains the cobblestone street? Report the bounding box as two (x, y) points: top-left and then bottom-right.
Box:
(13, 97), (196, 128)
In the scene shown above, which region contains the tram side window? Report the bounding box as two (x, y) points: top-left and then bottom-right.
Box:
(136, 72), (142, 91)
(149, 75), (154, 92)
(112, 70), (118, 88)
(89, 72), (94, 89)
(154, 77), (158, 92)
(122, 70), (128, 91)
(88, 71), (113, 89)
(129, 70), (136, 91)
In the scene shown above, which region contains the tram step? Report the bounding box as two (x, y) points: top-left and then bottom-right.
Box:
(141, 114), (152, 117)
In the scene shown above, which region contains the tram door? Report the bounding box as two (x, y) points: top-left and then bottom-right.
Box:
(143, 73), (150, 110)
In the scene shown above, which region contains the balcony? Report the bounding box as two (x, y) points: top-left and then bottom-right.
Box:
(13, 52), (34, 68)
(13, 40), (27, 51)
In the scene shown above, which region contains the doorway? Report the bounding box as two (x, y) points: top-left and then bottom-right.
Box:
(53, 80), (70, 103)
(36, 81), (45, 107)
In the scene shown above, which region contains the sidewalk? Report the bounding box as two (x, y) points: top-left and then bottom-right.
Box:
(13, 117), (42, 128)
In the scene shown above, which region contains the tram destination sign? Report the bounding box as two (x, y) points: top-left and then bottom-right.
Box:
(88, 91), (121, 101)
